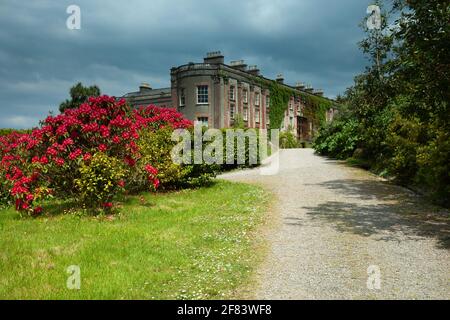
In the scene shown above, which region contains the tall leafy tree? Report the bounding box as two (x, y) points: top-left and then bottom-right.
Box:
(59, 82), (101, 113)
(314, 0), (450, 205)
(392, 0), (450, 124)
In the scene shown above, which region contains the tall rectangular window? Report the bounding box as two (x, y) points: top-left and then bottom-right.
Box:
(255, 92), (260, 106)
(179, 88), (185, 107)
(197, 85), (208, 104)
(255, 107), (260, 123)
(243, 106), (248, 121)
(230, 103), (235, 120)
(243, 90), (248, 104)
(229, 86), (235, 101)
(266, 96), (270, 108)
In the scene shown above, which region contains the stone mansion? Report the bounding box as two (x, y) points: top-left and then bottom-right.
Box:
(123, 52), (337, 141)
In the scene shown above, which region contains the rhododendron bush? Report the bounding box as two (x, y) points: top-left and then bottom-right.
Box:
(0, 95), (192, 216)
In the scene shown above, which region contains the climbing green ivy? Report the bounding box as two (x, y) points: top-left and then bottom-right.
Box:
(219, 72), (336, 130)
(299, 92), (333, 127)
(266, 81), (334, 130)
(267, 81), (293, 130)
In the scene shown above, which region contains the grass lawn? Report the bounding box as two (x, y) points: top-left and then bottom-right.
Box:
(0, 180), (270, 300)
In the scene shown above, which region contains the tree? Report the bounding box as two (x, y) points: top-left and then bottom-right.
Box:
(314, 0), (450, 206)
(392, 0), (450, 124)
(59, 82), (101, 113)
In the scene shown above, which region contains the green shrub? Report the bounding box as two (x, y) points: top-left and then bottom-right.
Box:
(135, 127), (216, 191)
(416, 127), (450, 207)
(385, 113), (422, 185)
(314, 116), (360, 159)
(280, 129), (299, 149)
(74, 152), (126, 209)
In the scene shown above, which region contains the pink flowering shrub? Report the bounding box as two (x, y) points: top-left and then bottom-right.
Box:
(0, 95), (192, 215)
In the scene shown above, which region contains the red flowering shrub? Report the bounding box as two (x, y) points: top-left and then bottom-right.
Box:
(0, 95), (192, 215)
(0, 131), (38, 210)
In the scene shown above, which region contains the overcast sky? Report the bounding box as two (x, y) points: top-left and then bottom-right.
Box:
(0, 0), (374, 129)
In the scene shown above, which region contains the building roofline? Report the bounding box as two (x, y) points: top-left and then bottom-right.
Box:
(171, 63), (336, 103)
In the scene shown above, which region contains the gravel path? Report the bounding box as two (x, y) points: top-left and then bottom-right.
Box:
(219, 149), (450, 300)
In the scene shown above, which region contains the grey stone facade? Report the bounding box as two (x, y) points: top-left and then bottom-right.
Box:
(123, 83), (172, 109)
(123, 52), (337, 140)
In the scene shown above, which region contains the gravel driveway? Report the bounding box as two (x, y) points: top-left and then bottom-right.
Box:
(219, 149), (450, 299)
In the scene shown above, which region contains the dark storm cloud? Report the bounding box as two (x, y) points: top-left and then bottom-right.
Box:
(0, 0), (372, 128)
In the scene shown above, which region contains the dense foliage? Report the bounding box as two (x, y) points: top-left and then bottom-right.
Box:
(314, 0), (450, 206)
(0, 96), (192, 215)
(267, 81), (334, 130)
(280, 129), (300, 149)
(59, 82), (101, 113)
(136, 126), (217, 190)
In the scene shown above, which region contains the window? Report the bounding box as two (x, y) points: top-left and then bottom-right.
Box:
(197, 117), (208, 127)
(179, 88), (185, 107)
(243, 90), (248, 104)
(266, 108), (270, 125)
(230, 103), (235, 120)
(255, 107), (260, 123)
(197, 85), (208, 104)
(266, 96), (270, 108)
(255, 92), (260, 106)
(229, 86), (235, 101)
(243, 106), (248, 121)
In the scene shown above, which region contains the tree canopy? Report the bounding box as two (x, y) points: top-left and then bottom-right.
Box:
(59, 82), (101, 113)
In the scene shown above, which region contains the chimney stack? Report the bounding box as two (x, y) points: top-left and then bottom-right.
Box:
(276, 74), (284, 84)
(204, 51), (224, 64)
(313, 89), (324, 97)
(295, 82), (306, 90)
(247, 65), (260, 76)
(230, 60), (248, 71)
(139, 82), (152, 92)
(305, 84), (314, 93)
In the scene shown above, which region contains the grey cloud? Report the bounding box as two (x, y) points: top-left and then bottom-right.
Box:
(0, 0), (373, 129)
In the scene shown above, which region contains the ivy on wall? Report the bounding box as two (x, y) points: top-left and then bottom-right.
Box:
(299, 92), (333, 128)
(217, 69), (336, 131)
(267, 81), (293, 130)
(266, 81), (334, 130)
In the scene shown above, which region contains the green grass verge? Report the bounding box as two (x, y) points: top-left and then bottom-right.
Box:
(0, 180), (270, 300)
